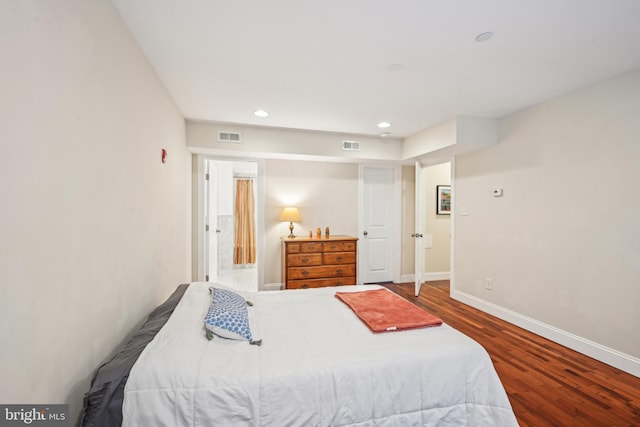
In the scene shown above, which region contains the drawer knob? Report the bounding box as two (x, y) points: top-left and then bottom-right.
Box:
(336, 256), (343, 261)
(301, 258), (309, 263)
(302, 284), (309, 289)
(336, 269), (343, 274)
(302, 270), (309, 276)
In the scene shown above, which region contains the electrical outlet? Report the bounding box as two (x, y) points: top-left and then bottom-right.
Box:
(485, 278), (493, 290)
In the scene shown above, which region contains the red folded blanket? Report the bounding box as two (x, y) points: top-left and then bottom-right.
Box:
(335, 288), (442, 333)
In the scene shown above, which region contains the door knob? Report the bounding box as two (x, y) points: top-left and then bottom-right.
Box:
(363, 231), (368, 236)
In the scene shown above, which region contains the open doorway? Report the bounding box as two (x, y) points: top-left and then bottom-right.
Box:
(423, 161), (451, 281)
(204, 159), (260, 292)
(415, 161), (452, 295)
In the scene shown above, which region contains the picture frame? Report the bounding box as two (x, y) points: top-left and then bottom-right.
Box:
(436, 185), (451, 215)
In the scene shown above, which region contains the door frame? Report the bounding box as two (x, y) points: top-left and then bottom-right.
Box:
(195, 155), (265, 288)
(205, 159), (219, 283)
(414, 161), (425, 296)
(449, 158), (456, 294)
(358, 164), (402, 284)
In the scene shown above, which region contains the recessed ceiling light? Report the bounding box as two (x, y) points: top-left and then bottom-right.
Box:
(254, 110), (269, 118)
(475, 32), (494, 42)
(377, 122), (391, 129)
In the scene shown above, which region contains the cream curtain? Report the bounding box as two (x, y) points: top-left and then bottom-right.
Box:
(233, 179), (256, 265)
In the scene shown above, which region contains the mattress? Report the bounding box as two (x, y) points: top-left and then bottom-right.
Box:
(120, 283), (518, 426)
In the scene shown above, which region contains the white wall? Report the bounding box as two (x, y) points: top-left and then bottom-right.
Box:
(454, 68), (640, 373)
(404, 116), (497, 165)
(0, 0), (191, 420)
(187, 120), (404, 163)
(403, 117), (458, 159)
(263, 159), (359, 286)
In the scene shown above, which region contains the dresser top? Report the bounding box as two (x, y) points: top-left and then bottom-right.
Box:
(281, 235), (358, 243)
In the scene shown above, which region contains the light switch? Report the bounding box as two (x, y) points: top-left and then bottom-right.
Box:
(423, 234), (433, 249)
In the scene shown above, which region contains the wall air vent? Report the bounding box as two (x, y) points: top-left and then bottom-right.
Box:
(342, 140), (361, 151)
(218, 131), (241, 143)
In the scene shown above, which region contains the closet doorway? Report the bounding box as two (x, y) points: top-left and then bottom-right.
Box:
(203, 159), (261, 292)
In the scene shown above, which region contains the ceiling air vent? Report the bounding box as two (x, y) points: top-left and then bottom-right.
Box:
(218, 131), (241, 143)
(342, 140), (361, 151)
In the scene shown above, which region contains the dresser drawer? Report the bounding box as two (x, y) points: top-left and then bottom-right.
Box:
(322, 241), (357, 252)
(300, 243), (323, 253)
(323, 242), (345, 252)
(286, 243), (301, 254)
(287, 253), (322, 267)
(288, 264), (356, 280)
(287, 276), (356, 289)
(343, 242), (356, 251)
(322, 252), (356, 265)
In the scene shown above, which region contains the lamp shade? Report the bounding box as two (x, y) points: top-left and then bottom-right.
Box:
(279, 207), (301, 222)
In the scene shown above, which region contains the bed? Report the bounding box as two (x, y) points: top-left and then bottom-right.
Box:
(81, 283), (518, 426)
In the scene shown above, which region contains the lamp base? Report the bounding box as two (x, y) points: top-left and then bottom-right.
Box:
(288, 222), (296, 238)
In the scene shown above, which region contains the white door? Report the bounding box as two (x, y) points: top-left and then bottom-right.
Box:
(205, 161), (219, 282)
(360, 165), (398, 284)
(414, 161), (425, 296)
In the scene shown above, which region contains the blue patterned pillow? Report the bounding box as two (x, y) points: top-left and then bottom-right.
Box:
(204, 287), (252, 341)
(213, 287), (247, 311)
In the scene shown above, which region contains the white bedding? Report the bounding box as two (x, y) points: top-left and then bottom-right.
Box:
(123, 283), (518, 426)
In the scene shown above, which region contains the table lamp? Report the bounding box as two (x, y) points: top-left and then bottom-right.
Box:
(279, 207), (301, 238)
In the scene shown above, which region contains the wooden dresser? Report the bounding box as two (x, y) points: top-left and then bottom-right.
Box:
(281, 235), (358, 289)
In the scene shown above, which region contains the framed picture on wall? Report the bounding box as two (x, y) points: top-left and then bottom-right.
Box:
(436, 185), (451, 215)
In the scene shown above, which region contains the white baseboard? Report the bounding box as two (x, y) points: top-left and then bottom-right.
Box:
(261, 282), (283, 291)
(423, 271), (450, 281)
(451, 289), (640, 378)
(399, 274), (414, 283)
(398, 272), (450, 284)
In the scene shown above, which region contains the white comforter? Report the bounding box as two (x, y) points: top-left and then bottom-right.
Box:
(123, 283), (518, 426)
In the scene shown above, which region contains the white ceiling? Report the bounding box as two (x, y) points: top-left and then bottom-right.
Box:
(111, 0), (640, 138)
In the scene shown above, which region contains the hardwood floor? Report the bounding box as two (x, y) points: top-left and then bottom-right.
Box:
(381, 281), (640, 426)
